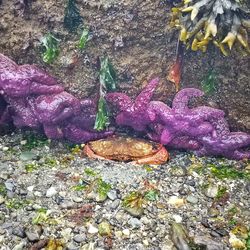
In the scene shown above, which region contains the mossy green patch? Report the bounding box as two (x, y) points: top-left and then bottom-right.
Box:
(0, 183), (7, 196)
(6, 198), (31, 209)
(208, 164), (250, 180)
(22, 133), (49, 150)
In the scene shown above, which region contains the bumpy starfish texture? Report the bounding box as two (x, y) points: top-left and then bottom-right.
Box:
(106, 78), (158, 131)
(108, 80), (250, 160)
(0, 54), (112, 142)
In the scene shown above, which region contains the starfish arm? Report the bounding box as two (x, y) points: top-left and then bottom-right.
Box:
(106, 93), (132, 111)
(172, 88), (204, 111)
(134, 78), (159, 111)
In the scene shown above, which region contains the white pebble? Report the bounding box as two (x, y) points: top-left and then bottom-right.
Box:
(88, 224), (98, 234)
(122, 229), (130, 236)
(27, 186), (34, 192)
(46, 187), (57, 197)
(2, 147), (9, 151)
(20, 140), (27, 145)
(172, 214), (183, 223)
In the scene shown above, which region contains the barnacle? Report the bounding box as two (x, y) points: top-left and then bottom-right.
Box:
(171, 0), (250, 55)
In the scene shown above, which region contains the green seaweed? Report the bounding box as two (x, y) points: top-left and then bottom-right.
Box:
(99, 56), (117, 92)
(216, 186), (228, 200)
(0, 183), (7, 197)
(94, 97), (110, 131)
(201, 69), (217, 95)
(22, 133), (49, 150)
(41, 33), (60, 64)
(6, 198), (31, 209)
(144, 189), (159, 201)
(94, 57), (117, 131)
(78, 28), (89, 50)
(64, 0), (83, 32)
(122, 191), (144, 209)
(97, 178), (112, 200)
(32, 208), (48, 224)
(25, 162), (39, 172)
(208, 164), (250, 180)
(84, 168), (97, 177)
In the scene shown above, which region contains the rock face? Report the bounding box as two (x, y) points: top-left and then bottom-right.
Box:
(0, 0), (249, 132)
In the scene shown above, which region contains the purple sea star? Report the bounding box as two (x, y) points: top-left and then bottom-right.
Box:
(0, 54), (112, 142)
(107, 80), (250, 160)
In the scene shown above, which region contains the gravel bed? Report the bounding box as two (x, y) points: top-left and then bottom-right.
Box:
(0, 130), (249, 250)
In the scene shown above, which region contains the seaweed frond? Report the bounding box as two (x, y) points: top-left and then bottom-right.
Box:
(64, 0), (83, 32)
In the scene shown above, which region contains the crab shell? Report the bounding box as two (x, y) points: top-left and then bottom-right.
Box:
(83, 135), (169, 165)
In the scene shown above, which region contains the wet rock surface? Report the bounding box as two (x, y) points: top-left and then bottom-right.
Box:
(0, 130), (249, 249)
(0, 0), (249, 132)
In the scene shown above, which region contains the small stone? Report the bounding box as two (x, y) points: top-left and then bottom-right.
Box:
(205, 185), (218, 198)
(143, 239), (149, 246)
(98, 221), (112, 236)
(67, 241), (79, 250)
(172, 214), (182, 223)
(46, 187), (57, 197)
(20, 140), (27, 145)
(5, 181), (14, 191)
(128, 218), (142, 229)
(167, 196), (185, 208)
(2, 146), (9, 151)
(60, 201), (75, 209)
(109, 199), (120, 210)
(115, 231), (123, 238)
(88, 224), (98, 234)
(61, 228), (72, 242)
(210, 231), (220, 238)
(73, 234), (86, 243)
(124, 206), (143, 217)
(12, 241), (26, 250)
(12, 226), (26, 238)
(107, 190), (117, 200)
(122, 229), (130, 237)
(19, 151), (36, 161)
(25, 225), (42, 242)
(194, 236), (224, 250)
(186, 195), (198, 204)
(27, 186), (34, 192)
(72, 196), (83, 203)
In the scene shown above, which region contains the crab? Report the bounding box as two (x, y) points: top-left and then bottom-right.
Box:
(83, 135), (169, 165)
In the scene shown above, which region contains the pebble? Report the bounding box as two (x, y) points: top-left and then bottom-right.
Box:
(122, 229), (130, 237)
(72, 196), (83, 203)
(186, 195), (198, 204)
(67, 241), (79, 250)
(46, 186), (57, 197)
(128, 218), (142, 229)
(107, 190), (117, 200)
(12, 241), (26, 250)
(167, 196), (185, 207)
(25, 225), (42, 242)
(88, 224), (98, 234)
(19, 151), (36, 161)
(172, 214), (182, 223)
(73, 234), (86, 243)
(205, 185), (218, 198)
(12, 226), (26, 238)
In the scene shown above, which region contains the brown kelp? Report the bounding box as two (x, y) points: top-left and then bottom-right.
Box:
(171, 0), (250, 55)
